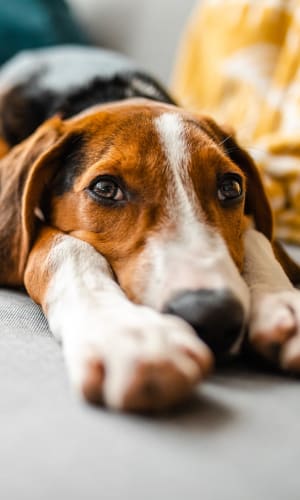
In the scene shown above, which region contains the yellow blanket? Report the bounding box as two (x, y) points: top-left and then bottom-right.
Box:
(172, 0), (300, 242)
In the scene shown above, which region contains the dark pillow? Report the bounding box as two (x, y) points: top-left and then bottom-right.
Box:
(0, 0), (90, 65)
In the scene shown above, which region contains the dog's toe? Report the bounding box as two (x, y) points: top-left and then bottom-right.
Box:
(281, 334), (300, 372)
(65, 310), (213, 411)
(121, 360), (193, 412)
(249, 290), (300, 370)
(82, 360), (105, 405)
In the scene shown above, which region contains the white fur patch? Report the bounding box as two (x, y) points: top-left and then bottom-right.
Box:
(45, 235), (212, 409)
(155, 113), (188, 175)
(243, 229), (293, 293)
(244, 229), (300, 370)
(155, 112), (195, 220)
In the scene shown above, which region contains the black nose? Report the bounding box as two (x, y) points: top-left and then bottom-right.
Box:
(163, 289), (245, 355)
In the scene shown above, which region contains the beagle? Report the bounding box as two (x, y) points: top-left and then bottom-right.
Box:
(1, 46), (300, 412)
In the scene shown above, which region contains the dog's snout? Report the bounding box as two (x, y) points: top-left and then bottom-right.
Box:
(163, 289), (245, 355)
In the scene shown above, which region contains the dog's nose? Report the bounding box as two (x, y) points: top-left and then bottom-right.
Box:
(163, 289), (245, 355)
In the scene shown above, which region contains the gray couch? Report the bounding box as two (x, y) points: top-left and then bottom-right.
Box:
(1, 281), (300, 500)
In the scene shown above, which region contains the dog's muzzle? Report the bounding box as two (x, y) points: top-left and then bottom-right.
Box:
(163, 289), (245, 355)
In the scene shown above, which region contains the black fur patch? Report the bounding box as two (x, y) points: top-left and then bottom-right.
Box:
(0, 76), (55, 145)
(49, 133), (86, 196)
(39, 132), (85, 222)
(0, 71), (175, 147)
(54, 72), (175, 119)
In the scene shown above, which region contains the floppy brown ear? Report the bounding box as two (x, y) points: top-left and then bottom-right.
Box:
(220, 128), (300, 284)
(201, 117), (273, 240)
(202, 118), (300, 284)
(225, 136), (274, 240)
(0, 115), (76, 285)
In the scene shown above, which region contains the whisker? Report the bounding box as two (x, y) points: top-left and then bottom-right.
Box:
(223, 146), (240, 154)
(217, 134), (234, 147)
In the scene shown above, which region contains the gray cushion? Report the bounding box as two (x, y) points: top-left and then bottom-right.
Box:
(1, 286), (300, 499)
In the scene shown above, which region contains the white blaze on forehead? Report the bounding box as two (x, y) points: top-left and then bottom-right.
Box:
(155, 112), (188, 172)
(154, 112), (196, 221)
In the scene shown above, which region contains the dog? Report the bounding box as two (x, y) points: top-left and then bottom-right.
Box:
(1, 45), (300, 412)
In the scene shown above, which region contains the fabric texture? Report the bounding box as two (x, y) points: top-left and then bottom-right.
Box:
(1, 286), (300, 499)
(0, 0), (89, 66)
(172, 0), (300, 242)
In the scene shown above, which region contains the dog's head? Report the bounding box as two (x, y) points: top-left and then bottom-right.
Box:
(1, 99), (284, 354)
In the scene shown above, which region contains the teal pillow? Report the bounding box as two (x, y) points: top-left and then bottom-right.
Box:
(0, 0), (90, 65)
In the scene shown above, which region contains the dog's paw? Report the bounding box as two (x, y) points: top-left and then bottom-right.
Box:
(249, 289), (300, 371)
(63, 306), (213, 411)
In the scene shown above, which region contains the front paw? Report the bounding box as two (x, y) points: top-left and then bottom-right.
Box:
(62, 307), (213, 412)
(249, 289), (300, 371)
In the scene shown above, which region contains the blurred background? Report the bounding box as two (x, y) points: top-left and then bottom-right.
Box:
(2, 0), (300, 241)
(67, 0), (196, 83)
(0, 0), (196, 84)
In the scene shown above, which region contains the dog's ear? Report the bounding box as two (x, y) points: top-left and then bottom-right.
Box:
(224, 133), (274, 240)
(0, 115), (78, 283)
(202, 118), (300, 284)
(202, 117), (273, 240)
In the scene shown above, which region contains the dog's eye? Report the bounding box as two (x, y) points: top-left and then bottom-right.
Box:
(217, 174), (243, 204)
(90, 177), (125, 202)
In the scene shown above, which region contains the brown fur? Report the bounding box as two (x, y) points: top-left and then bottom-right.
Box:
(0, 98), (299, 302)
(0, 138), (9, 158)
(0, 117), (65, 285)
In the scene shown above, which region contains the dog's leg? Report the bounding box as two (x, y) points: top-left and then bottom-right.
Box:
(24, 226), (213, 411)
(243, 228), (300, 371)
